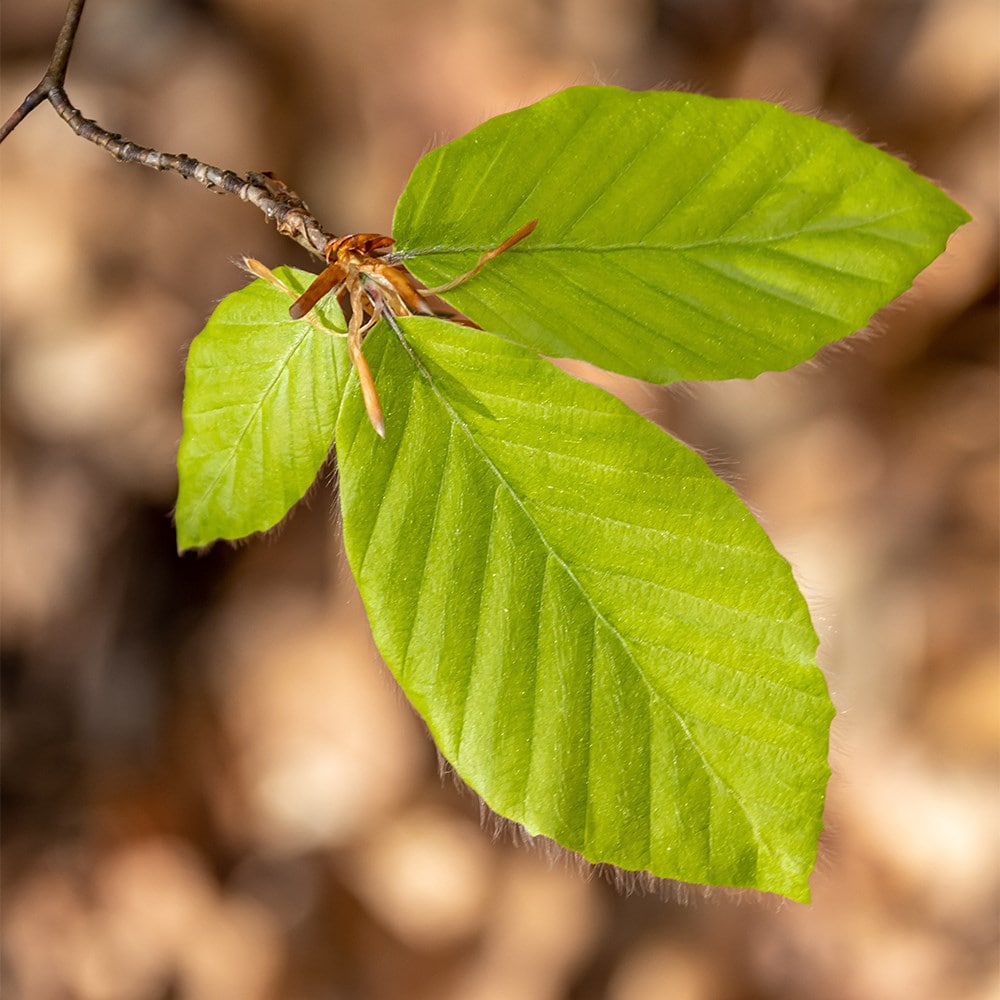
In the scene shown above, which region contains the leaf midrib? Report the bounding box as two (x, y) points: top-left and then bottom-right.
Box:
(396, 211), (922, 262)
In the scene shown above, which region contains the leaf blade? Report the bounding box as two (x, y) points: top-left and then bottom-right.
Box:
(175, 267), (351, 550)
(337, 316), (834, 900)
(394, 86), (969, 382)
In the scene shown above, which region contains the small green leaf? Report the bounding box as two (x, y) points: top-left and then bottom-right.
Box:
(337, 316), (834, 900)
(176, 267), (351, 550)
(394, 86), (969, 383)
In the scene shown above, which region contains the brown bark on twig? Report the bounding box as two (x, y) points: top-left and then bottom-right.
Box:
(0, 0), (333, 260)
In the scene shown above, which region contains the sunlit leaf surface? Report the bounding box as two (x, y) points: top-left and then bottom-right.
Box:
(395, 86), (969, 382)
(337, 317), (833, 900)
(176, 268), (351, 550)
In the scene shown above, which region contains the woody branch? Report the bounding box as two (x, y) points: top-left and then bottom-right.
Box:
(0, 0), (333, 260)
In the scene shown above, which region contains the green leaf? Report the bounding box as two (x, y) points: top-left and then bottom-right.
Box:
(394, 86), (969, 383)
(176, 267), (352, 550)
(337, 315), (834, 900)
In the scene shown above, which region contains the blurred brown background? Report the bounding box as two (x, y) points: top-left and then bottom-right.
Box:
(1, 1), (996, 998)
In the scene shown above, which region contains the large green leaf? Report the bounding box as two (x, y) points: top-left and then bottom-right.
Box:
(176, 267), (351, 550)
(393, 86), (969, 383)
(337, 315), (834, 900)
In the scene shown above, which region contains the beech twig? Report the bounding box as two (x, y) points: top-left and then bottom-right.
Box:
(0, 0), (333, 259)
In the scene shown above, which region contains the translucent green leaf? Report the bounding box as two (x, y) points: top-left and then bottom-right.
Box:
(337, 316), (834, 900)
(394, 86), (969, 383)
(176, 267), (351, 550)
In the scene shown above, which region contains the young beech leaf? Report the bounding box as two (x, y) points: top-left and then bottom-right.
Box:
(393, 86), (969, 383)
(336, 316), (834, 901)
(173, 87), (967, 898)
(176, 267), (352, 550)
